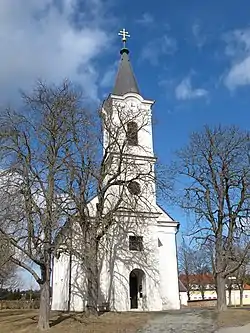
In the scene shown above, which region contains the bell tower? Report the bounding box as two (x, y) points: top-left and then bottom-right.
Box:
(102, 29), (157, 208)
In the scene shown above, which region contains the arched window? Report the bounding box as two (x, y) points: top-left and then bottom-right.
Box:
(127, 122), (138, 146)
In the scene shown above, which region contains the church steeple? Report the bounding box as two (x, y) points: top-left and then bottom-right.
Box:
(113, 29), (140, 96)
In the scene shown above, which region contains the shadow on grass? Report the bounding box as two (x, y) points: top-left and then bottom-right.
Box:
(50, 313), (73, 327)
(49, 311), (108, 327)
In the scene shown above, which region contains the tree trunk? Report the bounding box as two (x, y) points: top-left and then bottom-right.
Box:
(201, 287), (205, 300)
(216, 273), (227, 312)
(240, 287), (243, 307)
(86, 236), (98, 316)
(228, 286), (232, 306)
(38, 280), (50, 330)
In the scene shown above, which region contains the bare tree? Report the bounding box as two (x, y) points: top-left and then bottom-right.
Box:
(0, 236), (19, 289)
(171, 126), (250, 311)
(178, 237), (195, 301)
(0, 81), (93, 330)
(0, 80), (161, 327)
(57, 95), (159, 314)
(193, 250), (213, 300)
(179, 237), (212, 300)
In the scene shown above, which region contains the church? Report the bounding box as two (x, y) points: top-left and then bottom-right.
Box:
(51, 30), (180, 312)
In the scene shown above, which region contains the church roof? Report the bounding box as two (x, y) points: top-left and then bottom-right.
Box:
(113, 48), (140, 96)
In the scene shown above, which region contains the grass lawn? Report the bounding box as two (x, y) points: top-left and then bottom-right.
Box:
(218, 308), (250, 328)
(1, 308), (250, 332)
(0, 310), (152, 333)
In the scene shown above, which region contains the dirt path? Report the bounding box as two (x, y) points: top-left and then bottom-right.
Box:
(139, 309), (217, 333)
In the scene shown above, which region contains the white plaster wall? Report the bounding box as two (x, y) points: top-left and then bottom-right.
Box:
(52, 211), (181, 312)
(92, 208), (180, 313)
(180, 291), (188, 306)
(70, 257), (87, 312)
(99, 216), (163, 312)
(103, 93), (155, 159)
(158, 226), (180, 310)
(101, 92), (158, 219)
(189, 290), (250, 305)
(189, 290), (217, 301)
(111, 262), (130, 311)
(51, 253), (70, 311)
(141, 222), (162, 311)
(226, 290), (250, 305)
(111, 258), (162, 312)
(101, 159), (157, 215)
(98, 248), (112, 305)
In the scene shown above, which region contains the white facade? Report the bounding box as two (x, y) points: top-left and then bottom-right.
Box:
(188, 289), (250, 306)
(180, 291), (188, 306)
(51, 49), (180, 312)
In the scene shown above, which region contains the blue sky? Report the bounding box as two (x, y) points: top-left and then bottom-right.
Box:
(1, 0), (250, 286)
(107, 0), (250, 228)
(1, 0), (249, 164)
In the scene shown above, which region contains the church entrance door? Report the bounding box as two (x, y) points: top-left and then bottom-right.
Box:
(129, 269), (145, 310)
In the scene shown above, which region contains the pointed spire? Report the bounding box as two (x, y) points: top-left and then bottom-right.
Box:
(113, 29), (140, 96)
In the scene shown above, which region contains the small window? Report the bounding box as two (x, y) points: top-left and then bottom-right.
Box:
(129, 236), (143, 251)
(127, 122), (138, 146)
(128, 181), (140, 195)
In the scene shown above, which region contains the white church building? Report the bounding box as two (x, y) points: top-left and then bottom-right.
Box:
(51, 30), (180, 312)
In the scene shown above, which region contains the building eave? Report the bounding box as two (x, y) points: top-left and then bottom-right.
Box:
(110, 92), (155, 105)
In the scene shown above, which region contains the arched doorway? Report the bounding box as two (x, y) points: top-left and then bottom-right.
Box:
(129, 269), (145, 310)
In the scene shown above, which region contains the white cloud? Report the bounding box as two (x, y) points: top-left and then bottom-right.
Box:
(192, 22), (206, 48)
(224, 57), (250, 89)
(136, 13), (154, 25)
(0, 0), (112, 104)
(142, 35), (177, 65)
(100, 61), (118, 89)
(175, 77), (208, 100)
(224, 28), (250, 90)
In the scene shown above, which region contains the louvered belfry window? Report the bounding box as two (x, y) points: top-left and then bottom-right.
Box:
(127, 122), (138, 146)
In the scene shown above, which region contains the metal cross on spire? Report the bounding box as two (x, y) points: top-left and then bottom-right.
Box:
(118, 28), (130, 48)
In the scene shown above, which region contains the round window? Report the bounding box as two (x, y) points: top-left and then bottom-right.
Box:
(128, 181), (141, 195)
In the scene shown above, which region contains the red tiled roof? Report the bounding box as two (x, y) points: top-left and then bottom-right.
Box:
(179, 273), (215, 286)
(179, 275), (250, 291)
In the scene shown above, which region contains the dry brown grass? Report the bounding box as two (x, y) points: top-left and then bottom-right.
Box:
(1, 308), (250, 332)
(0, 310), (152, 333)
(218, 308), (250, 328)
